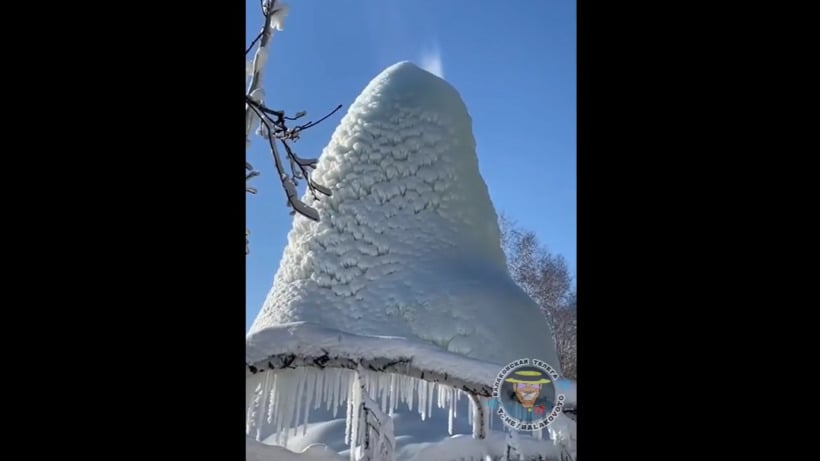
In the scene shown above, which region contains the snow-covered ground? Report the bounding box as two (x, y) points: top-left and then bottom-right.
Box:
(246, 62), (574, 460)
(249, 402), (575, 461)
(247, 438), (345, 461)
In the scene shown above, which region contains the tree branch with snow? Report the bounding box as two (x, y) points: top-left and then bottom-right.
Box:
(245, 0), (341, 254)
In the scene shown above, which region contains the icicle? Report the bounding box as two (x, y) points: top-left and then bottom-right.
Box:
(287, 370), (299, 442)
(348, 373), (363, 461)
(388, 373), (397, 416)
(271, 377), (281, 444)
(380, 373), (389, 413)
(454, 389), (459, 418)
(292, 368), (305, 437)
(246, 378), (263, 436)
(268, 372), (288, 431)
(419, 381), (425, 421)
(484, 405), (500, 432)
(321, 369), (328, 410)
(324, 369), (332, 411)
(267, 373), (279, 426)
(287, 371), (299, 444)
(408, 377), (415, 412)
(410, 377), (415, 403)
(279, 404), (290, 449)
(382, 373), (389, 413)
(245, 401), (252, 435)
(324, 370), (332, 411)
(345, 378), (354, 446)
(271, 369), (297, 448)
(255, 371), (272, 441)
(254, 374), (268, 440)
(479, 397), (493, 437)
(406, 376), (413, 411)
(273, 374), (283, 444)
(427, 382), (434, 419)
(274, 371), (291, 446)
(419, 380), (427, 421)
(397, 375), (404, 409)
(483, 397), (491, 440)
(333, 370), (342, 417)
(471, 397), (480, 439)
(303, 369), (315, 435)
(488, 400), (494, 431)
(448, 389), (455, 435)
(405, 376), (412, 409)
(439, 383), (445, 409)
(343, 372), (351, 409)
(355, 398), (365, 458)
(314, 368), (324, 410)
(369, 371), (377, 400)
(467, 394), (473, 426)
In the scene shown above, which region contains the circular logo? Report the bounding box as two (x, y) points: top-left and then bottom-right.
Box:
(492, 358), (565, 431)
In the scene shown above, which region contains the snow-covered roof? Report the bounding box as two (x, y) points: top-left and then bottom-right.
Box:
(247, 322), (498, 396)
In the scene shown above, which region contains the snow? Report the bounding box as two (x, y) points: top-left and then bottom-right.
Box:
(246, 1), (282, 144)
(246, 322), (500, 394)
(269, 2), (289, 31)
(256, 412), (570, 461)
(400, 430), (561, 461)
(248, 87), (265, 103)
(547, 414), (576, 460)
(247, 437), (344, 461)
(248, 61), (559, 370)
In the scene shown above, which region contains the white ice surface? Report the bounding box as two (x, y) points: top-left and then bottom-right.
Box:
(248, 61), (558, 370)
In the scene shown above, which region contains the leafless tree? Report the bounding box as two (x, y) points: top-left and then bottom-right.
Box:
(499, 214), (577, 379)
(245, 0), (341, 255)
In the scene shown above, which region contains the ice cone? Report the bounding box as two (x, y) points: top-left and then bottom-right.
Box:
(248, 62), (559, 370)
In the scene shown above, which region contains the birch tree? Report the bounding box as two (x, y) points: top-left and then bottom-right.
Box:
(500, 214), (577, 379)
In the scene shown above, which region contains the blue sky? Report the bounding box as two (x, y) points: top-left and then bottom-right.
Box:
(246, 0), (576, 331)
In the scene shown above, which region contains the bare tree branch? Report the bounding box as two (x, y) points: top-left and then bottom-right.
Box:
(245, 1), (342, 254)
(245, 31), (263, 55)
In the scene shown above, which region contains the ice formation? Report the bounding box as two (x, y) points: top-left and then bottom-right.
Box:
(248, 61), (559, 369)
(246, 62), (573, 459)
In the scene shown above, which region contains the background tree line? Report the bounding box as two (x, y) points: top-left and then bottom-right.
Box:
(499, 215), (577, 380)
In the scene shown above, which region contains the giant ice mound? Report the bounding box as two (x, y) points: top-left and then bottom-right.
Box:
(249, 61), (559, 369)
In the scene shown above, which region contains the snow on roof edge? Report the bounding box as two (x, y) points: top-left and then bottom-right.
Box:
(246, 322), (576, 406)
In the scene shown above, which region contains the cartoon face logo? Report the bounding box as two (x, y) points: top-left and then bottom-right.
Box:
(492, 358), (565, 431)
(505, 370), (551, 410)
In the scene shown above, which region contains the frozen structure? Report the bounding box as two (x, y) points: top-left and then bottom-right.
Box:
(246, 62), (574, 460)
